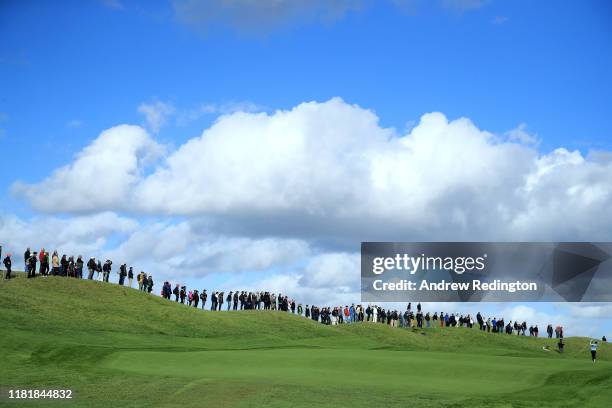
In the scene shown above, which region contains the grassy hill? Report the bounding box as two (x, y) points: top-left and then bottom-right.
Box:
(1, 274), (611, 407)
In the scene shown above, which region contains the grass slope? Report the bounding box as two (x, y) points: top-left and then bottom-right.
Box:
(0, 274), (611, 407)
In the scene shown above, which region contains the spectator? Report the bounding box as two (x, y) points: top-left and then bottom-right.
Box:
(3, 253), (11, 279)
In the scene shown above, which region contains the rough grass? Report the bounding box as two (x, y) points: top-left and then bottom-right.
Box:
(0, 273), (611, 407)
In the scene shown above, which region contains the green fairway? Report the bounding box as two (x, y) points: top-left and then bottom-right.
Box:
(1, 274), (611, 407)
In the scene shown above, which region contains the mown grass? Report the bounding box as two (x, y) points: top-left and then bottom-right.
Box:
(0, 273), (610, 407)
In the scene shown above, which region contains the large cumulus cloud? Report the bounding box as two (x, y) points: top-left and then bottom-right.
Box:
(14, 98), (612, 242)
(12, 125), (164, 213)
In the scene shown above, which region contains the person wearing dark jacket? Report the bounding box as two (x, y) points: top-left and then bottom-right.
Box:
(128, 267), (134, 287)
(211, 292), (217, 311)
(60, 255), (68, 277)
(226, 291), (233, 311)
(147, 275), (153, 293)
(162, 282), (171, 299)
(218, 291), (224, 311)
(173, 284), (180, 302)
(193, 290), (199, 308)
(75, 256), (84, 279)
(3, 253), (11, 279)
(87, 257), (96, 280)
(200, 290), (207, 309)
(118, 264), (127, 285)
(28, 252), (38, 278)
(24, 248), (30, 275)
(102, 260), (112, 282)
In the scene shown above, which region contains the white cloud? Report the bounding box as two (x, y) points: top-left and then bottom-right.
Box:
(132, 98), (612, 242)
(506, 123), (538, 145)
(104, 220), (311, 278)
(569, 303), (612, 318)
(299, 252), (360, 290)
(252, 272), (358, 306)
(0, 212), (138, 260)
(138, 101), (176, 133)
(13, 98), (612, 243)
(176, 101), (265, 126)
(12, 125), (164, 212)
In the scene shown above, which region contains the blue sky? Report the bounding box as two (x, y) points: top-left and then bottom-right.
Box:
(1, 0), (612, 337)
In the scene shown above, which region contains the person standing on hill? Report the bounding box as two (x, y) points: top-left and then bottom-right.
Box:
(24, 248), (30, 275)
(39, 249), (49, 277)
(193, 290), (199, 308)
(201, 289), (207, 309)
(51, 251), (60, 276)
(210, 292), (217, 310)
(239, 291), (245, 309)
(180, 286), (186, 304)
(102, 260), (112, 282)
(118, 264), (127, 286)
(67, 256), (75, 277)
(173, 284), (180, 302)
(42, 251), (50, 277)
(147, 275), (154, 293)
(59, 255), (68, 277)
(137, 271), (144, 290)
(218, 291), (224, 311)
(226, 291), (232, 311)
(590, 340), (598, 362)
(87, 257), (96, 280)
(3, 253), (11, 279)
(76, 255), (84, 279)
(128, 267), (134, 287)
(28, 251), (37, 278)
(270, 292), (276, 310)
(233, 291), (238, 310)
